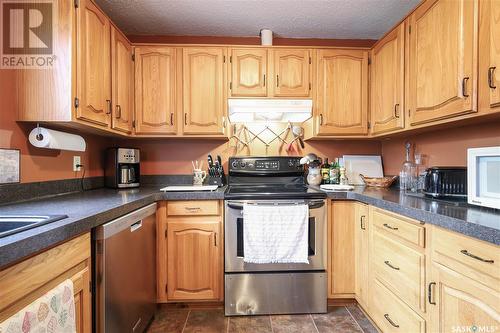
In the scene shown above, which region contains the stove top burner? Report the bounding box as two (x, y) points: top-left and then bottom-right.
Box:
(225, 183), (326, 200)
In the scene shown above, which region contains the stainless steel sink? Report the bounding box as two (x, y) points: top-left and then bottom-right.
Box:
(0, 215), (68, 238)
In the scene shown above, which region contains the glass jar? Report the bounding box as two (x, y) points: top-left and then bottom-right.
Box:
(307, 166), (322, 186)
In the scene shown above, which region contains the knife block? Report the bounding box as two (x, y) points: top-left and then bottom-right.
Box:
(207, 174), (226, 187)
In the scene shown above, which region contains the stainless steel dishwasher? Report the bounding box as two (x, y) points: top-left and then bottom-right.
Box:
(94, 203), (157, 333)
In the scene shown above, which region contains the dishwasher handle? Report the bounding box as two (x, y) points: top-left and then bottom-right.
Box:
(130, 221), (143, 232)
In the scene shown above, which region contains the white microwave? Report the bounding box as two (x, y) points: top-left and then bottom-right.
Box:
(467, 146), (500, 209)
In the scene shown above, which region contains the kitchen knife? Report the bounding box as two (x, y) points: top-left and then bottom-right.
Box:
(208, 155), (214, 168)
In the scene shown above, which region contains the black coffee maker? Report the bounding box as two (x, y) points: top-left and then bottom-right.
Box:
(105, 148), (140, 188)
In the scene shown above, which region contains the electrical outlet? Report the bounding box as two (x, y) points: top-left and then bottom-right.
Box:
(73, 156), (81, 172)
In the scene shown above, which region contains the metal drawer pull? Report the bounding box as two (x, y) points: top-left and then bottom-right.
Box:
(360, 215), (366, 230)
(383, 223), (399, 231)
(384, 314), (399, 328)
(428, 282), (436, 305)
(460, 250), (494, 263)
(184, 207), (201, 211)
(488, 67), (496, 89)
(384, 260), (400, 270)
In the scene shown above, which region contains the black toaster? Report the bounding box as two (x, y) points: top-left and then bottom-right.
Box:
(423, 167), (467, 198)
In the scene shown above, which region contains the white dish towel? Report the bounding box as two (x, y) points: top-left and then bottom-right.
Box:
(243, 203), (309, 264)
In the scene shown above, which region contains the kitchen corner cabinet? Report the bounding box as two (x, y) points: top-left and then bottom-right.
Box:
(182, 48), (228, 136)
(0, 233), (92, 333)
(354, 203), (370, 310)
(111, 27), (134, 134)
(134, 47), (177, 135)
(158, 201), (223, 302)
(371, 24), (405, 135)
(229, 48), (268, 97)
(272, 49), (312, 97)
(328, 201), (356, 298)
(407, 0), (478, 126)
(478, 0), (500, 114)
(75, 0), (112, 127)
(316, 49), (369, 136)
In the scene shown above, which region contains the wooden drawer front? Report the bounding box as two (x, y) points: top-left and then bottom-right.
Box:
(373, 230), (426, 313)
(371, 278), (426, 333)
(372, 208), (425, 247)
(432, 226), (500, 288)
(167, 200), (219, 216)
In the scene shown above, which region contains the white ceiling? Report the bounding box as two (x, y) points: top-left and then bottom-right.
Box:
(95, 0), (420, 39)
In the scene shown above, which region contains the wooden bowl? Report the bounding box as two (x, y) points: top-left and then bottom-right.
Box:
(359, 174), (398, 188)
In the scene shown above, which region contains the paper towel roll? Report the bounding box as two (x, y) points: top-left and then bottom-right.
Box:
(260, 29), (273, 46)
(29, 127), (86, 152)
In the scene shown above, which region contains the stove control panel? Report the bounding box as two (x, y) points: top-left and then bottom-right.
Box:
(229, 157), (302, 174)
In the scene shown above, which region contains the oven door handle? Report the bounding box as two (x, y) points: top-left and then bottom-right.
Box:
(226, 201), (325, 210)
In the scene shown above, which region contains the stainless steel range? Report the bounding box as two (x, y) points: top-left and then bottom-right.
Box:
(224, 156), (327, 316)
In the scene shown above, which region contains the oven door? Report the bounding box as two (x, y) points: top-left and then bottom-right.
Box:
(224, 199), (326, 272)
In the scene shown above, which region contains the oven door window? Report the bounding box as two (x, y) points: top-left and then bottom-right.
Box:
(236, 217), (315, 257)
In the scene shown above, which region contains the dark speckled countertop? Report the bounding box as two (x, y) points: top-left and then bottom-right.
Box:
(0, 184), (498, 268)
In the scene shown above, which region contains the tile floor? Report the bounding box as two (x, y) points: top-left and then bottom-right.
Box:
(147, 305), (378, 333)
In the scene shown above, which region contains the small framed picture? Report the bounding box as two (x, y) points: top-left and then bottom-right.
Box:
(0, 148), (20, 184)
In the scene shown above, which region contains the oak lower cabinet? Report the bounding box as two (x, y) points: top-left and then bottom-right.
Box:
(111, 26), (134, 134)
(157, 200), (223, 302)
(182, 48), (228, 136)
(0, 233), (91, 333)
(354, 203), (370, 310)
(408, 0), (478, 126)
(229, 48), (268, 97)
(370, 24), (405, 135)
(316, 49), (369, 136)
(134, 47), (178, 135)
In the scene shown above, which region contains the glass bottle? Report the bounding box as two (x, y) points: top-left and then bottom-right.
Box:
(400, 142), (417, 192)
(329, 158), (340, 184)
(339, 167), (349, 185)
(321, 158), (330, 184)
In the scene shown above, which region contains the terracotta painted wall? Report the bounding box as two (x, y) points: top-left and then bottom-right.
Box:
(381, 121), (500, 175)
(0, 69), (106, 184)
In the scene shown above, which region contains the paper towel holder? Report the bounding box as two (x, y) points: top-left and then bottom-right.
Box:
(35, 124), (44, 141)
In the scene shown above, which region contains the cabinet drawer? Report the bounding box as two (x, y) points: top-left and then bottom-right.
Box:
(167, 200), (220, 216)
(432, 226), (500, 288)
(372, 230), (426, 313)
(370, 278), (426, 333)
(372, 208), (425, 247)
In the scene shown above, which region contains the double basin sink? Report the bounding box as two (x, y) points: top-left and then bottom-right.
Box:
(0, 215), (68, 238)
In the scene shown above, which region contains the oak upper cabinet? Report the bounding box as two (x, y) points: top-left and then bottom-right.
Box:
(111, 27), (134, 134)
(230, 48), (268, 97)
(478, 0), (500, 114)
(75, 0), (112, 127)
(183, 48), (228, 135)
(134, 47), (177, 135)
(371, 24), (405, 135)
(272, 49), (312, 97)
(316, 49), (369, 136)
(354, 203), (370, 310)
(408, 0), (478, 126)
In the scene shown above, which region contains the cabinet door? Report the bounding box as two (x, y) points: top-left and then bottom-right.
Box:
(75, 0), (111, 127)
(72, 264), (91, 333)
(183, 48), (227, 135)
(408, 0), (477, 126)
(167, 219), (221, 300)
(272, 49), (311, 97)
(230, 48), (268, 97)
(489, 0), (500, 109)
(111, 27), (133, 134)
(371, 24), (405, 135)
(134, 47), (177, 135)
(354, 203), (370, 310)
(428, 262), (500, 333)
(317, 49), (369, 135)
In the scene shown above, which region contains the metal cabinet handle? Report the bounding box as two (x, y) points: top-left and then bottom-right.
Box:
(263, 74), (266, 87)
(214, 233), (217, 246)
(428, 282), (436, 305)
(462, 77), (470, 97)
(383, 223), (399, 231)
(106, 100), (112, 114)
(319, 114), (323, 125)
(184, 207), (201, 211)
(488, 67), (497, 89)
(384, 260), (400, 270)
(170, 113), (174, 126)
(360, 215), (366, 230)
(394, 103), (400, 118)
(384, 314), (399, 328)
(276, 75), (279, 87)
(115, 105), (122, 119)
(184, 113), (188, 126)
(460, 250), (494, 263)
